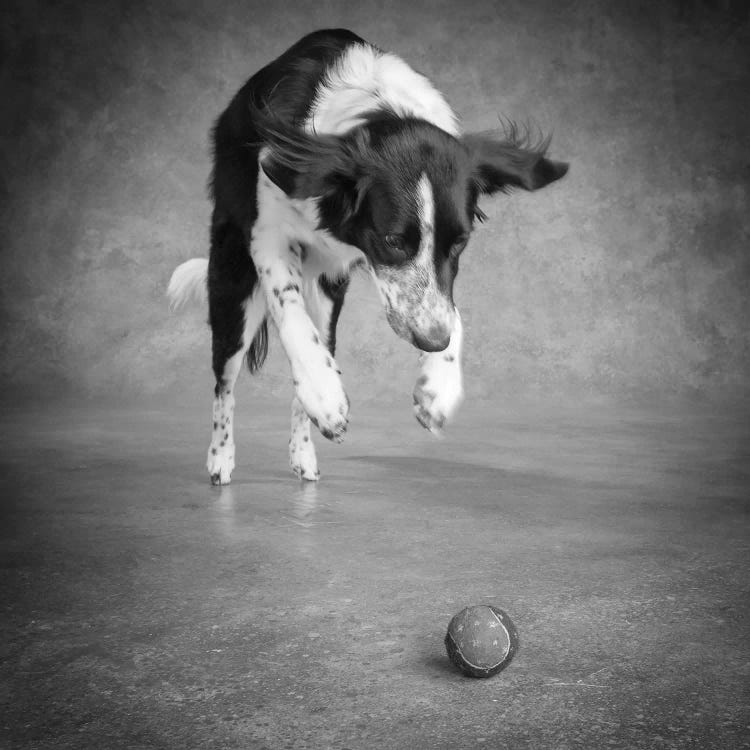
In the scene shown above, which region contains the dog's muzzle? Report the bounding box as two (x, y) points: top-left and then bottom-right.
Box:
(372, 265), (455, 352)
(384, 304), (454, 352)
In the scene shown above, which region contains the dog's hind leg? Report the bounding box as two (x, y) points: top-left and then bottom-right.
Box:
(288, 274), (349, 480)
(207, 217), (267, 485)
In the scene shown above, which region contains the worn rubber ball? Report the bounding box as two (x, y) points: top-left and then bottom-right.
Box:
(445, 605), (519, 678)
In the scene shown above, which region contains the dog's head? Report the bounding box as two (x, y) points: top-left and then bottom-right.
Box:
(258, 112), (568, 352)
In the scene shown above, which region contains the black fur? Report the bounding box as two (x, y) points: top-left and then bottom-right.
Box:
(207, 212), (259, 380)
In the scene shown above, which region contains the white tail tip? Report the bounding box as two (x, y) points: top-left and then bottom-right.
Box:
(167, 258), (209, 310)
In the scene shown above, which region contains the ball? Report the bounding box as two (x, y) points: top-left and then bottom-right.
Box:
(445, 605), (519, 678)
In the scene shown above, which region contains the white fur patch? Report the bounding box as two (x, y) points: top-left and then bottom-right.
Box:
(413, 309), (464, 433)
(309, 44), (460, 136)
(256, 153), (365, 276)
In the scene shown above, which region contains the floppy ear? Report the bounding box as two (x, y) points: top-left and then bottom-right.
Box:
(464, 131), (569, 194)
(254, 106), (371, 222)
(261, 148), (371, 221)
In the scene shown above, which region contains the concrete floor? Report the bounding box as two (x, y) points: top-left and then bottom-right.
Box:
(1, 396), (749, 749)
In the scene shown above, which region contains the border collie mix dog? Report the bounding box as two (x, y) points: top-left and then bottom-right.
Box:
(168, 29), (568, 485)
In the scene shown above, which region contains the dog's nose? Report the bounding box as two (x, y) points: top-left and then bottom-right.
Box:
(411, 328), (451, 352)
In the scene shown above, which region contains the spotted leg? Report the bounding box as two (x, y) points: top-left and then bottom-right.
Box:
(207, 358), (241, 486)
(207, 286), (268, 485)
(288, 275), (349, 480)
(206, 210), (269, 485)
(289, 395), (317, 480)
(414, 308), (464, 433)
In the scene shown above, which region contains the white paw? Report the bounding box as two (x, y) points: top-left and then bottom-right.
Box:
(289, 435), (320, 481)
(293, 357), (349, 443)
(207, 443), (234, 485)
(413, 355), (463, 434)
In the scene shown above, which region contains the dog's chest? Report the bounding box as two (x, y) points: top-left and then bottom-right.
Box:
(255, 159), (365, 281)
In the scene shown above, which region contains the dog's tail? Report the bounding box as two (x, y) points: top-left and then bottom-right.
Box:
(167, 258), (209, 310)
(167, 257), (270, 374)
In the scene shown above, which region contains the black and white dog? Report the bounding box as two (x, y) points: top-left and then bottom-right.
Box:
(168, 28), (568, 485)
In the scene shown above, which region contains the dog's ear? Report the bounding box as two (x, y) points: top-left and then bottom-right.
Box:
(256, 107), (371, 224)
(464, 129), (568, 195)
(261, 150), (370, 218)
(259, 130), (345, 198)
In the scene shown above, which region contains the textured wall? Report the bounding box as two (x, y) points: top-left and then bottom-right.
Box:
(2, 0), (748, 407)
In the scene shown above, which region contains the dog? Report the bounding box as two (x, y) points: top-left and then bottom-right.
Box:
(167, 28), (568, 485)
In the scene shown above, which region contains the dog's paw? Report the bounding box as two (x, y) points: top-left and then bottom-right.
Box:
(289, 435), (320, 481)
(293, 358), (349, 443)
(207, 443), (234, 485)
(413, 358), (463, 434)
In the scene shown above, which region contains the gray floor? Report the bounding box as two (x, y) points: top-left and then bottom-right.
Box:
(1, 396), (749, 749)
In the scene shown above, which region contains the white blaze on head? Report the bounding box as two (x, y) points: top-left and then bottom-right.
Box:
(371, 173), (455, 351)
(416, 173), (435, 261)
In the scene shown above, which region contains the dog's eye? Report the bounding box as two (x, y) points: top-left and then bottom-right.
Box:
(384, 233), (404, 251)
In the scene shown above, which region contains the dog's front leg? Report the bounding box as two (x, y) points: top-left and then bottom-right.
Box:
(251, 231), (349, 442)
(413, 308), (464, 433)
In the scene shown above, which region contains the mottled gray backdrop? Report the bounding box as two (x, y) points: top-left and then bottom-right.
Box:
(2, 0), (748, 407)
